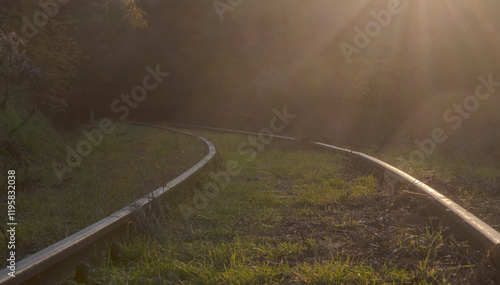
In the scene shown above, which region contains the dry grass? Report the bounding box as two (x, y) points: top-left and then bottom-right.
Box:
(81, 133), (498, 284)
(0, 123), (206, 264)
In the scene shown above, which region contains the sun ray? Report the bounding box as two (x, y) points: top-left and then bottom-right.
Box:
(285, 0), (373, 76)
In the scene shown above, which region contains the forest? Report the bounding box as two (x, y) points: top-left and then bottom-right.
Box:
(2, 0), (500, 158)
(2, 1), (500, 283)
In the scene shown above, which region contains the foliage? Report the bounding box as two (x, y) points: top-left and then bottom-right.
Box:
(1, 0), (500, 156)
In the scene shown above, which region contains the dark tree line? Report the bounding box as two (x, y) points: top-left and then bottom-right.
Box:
(1, 0), (500, 156)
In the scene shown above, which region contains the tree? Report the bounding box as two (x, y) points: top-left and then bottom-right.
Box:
(0, 0), (81, 120)
(0, 29), (40, 135)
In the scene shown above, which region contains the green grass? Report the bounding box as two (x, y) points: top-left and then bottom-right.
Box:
(82, 132), (490, 284)
(0, 122), (206, 263)
(372, 145), (500, 181)
(370, 146), (500, 232)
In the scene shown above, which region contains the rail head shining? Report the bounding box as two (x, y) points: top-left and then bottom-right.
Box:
(165, 123), (500, 264)
(314, 142), (500, 251)
(4, 122), (498, 284)
(0, 123), (216, 285)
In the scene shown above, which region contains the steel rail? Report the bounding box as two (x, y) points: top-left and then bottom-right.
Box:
(2, 121), (499, 284)
(0, 123), (216, 285)
(163, 122), (500, 267)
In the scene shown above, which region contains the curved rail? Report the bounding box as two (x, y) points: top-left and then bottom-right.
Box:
(163, 122), (500, 268)
(0, 123), (216, 285)
(2, 122), (498, 284)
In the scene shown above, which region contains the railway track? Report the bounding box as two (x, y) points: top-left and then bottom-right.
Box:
(1, 122), (499, 284)
(165, 123), (500, 269)
(0, 123), (216, 285)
